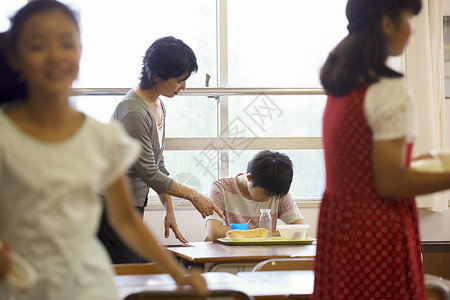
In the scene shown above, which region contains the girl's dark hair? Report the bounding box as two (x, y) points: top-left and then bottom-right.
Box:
(247, 150), (294, 200)
(320, 0), (422, 97)
(0, 32), (25, 104)
(0, 0), (79, 104)
(139, 36), (198, 89)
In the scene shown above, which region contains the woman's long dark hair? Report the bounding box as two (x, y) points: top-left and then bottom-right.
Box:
(0, 1), (79, 104)
(320, 0), (422, 97)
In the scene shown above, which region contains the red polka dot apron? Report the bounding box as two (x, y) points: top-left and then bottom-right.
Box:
(313, 88), (426, 299)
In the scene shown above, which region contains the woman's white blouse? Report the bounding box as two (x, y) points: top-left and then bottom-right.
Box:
(364, 77), (417, 143)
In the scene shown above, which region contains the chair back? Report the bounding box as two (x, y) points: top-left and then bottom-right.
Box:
(124, 289), (254, 300)
(426, 280), (450, 300)
(113, 263), (164, 275)
(252, 258), (314, 272)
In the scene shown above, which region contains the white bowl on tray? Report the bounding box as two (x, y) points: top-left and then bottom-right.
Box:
(276, 224), (310, 240)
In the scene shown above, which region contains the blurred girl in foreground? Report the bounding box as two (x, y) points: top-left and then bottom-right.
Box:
(0, 1), (206, 299)
(314, 0), (450, 299)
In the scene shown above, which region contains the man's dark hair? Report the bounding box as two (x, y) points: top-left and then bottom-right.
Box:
(247, 150), (294, 200)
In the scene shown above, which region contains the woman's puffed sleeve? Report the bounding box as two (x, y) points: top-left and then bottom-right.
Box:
(99, 121), (141, 190)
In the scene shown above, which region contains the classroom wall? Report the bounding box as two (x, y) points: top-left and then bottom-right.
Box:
(445, 0), (450, 97)
(143, 206), (450, 246)
(445, 14), (450, 98)
(432, 1), (450, 243)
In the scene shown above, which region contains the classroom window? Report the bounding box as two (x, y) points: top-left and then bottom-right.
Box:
(1, 0), (348, 203)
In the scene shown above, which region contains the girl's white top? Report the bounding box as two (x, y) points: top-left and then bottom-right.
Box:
(364, 76), (417, 143)
(0, 109), (140, 300)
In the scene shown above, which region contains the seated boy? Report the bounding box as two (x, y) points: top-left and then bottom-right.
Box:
(206, 150), (304, 241)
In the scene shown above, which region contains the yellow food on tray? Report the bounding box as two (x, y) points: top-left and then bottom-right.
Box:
(226, 228), (269, 239)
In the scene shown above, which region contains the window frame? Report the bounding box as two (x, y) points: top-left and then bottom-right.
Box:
(69, 0), (327, 208)
(72, 87), (325, 208)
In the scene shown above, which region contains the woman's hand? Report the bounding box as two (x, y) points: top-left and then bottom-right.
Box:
(0, 242), (12, 282)
(166, 181), (225, 219)
(164, 211), (189, 243)
(192, 193), (225, 219)
(159, 193), (189, 243)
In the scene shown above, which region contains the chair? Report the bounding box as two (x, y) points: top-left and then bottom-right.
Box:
(113, 262), (165, 275)
(208, 262), (258, 273)
(426, 279), (450, 300)
(252, 258), (314, 272)
(124, 289), (254, 300)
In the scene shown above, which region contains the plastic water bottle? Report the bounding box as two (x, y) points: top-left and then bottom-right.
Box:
(259, 208), (272, 239)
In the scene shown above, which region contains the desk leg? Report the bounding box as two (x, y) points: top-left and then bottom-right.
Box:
(174, 256), (205, 272)
(185, 261), (205, 271)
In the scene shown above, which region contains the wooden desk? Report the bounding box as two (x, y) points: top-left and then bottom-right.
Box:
(166, 242), (316, 273)
(115, 271), (313, 299)
(422, 241), (450, 279)
(115, 272), (248, 299)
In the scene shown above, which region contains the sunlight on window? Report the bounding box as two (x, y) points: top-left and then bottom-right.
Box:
(228, 0), (348, 87)
(227, 94), (326, 137)
(62, 0), (216, 89)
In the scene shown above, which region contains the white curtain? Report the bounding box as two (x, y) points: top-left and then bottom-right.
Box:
(403, 0), (448, 212)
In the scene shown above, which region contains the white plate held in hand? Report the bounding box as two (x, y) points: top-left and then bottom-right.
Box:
(410, 158), (443, 173)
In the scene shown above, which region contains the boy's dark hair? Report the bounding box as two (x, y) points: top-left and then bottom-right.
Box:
(247, 150), (293, 200)
(139, 36), (198, 89)
(320, 0), (422, 97)
(0, 0), (79, 104)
